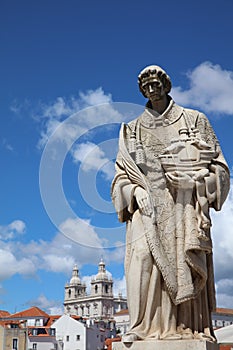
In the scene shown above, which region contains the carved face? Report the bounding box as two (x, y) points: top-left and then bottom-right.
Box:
(142, 78), (166, 102)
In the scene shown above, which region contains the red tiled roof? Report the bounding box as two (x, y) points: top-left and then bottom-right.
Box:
(71, 315), (82, 320)
(28, 325), (50, 329)
(46, 315), (61, 327)
(114, 309), (129, 316)
(105, 337), (121, 350)
(216, 308), (233, 315)
(0, 319), (23, 328)
(9, 306), (49, 319)
(28, 328), (54, 337)
(28, 324), (55, 338)
(0, 310), (10, 317)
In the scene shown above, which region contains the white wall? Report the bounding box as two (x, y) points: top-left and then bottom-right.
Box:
(28, 336), (57, 350)
(114, 313), (130, 335)
(53, 314), (86, 350)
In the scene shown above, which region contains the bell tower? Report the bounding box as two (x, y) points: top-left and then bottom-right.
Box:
(90, 258), (113, 297)
(64, 264), (86, 314)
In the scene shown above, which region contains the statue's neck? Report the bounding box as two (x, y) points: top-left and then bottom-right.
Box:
(146, 95), (171, 114)
(150, 95), (169, 115)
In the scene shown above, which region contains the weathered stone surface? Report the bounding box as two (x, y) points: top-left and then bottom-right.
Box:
(111, 64), (230, 340)
(112, 340), (219, 350)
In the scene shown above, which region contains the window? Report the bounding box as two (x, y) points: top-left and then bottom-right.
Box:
(32, 328), (38, 336)
(35, 319), (40, 326)
(12, 338), (18, 350)
(50, 328), (56, 336)
(81, 306), (84, 316)
(32, 344), (37, 350)
(11, 324), (18, 328)
(216, 320), (223, 327)
(66, 335), (70, 342)
(76, 334), (80, 341)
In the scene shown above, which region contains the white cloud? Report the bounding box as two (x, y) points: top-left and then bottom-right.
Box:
(107, 244), (125, 264)
(171, 62), (233, 114)
(0, 218), (105, 282)
(18, 232), (103, 276)
(10, 99), (31, 115)
(0, 220), (26, 240)
(27, 294), (63, 315)
(43, 255), (76, 274)
(215, 279), (233, 313)
(72, 141), (115, 181)
(79, 88), (112, 105)
(0, 248), (36, 281)
(39, 97), (75, 120)
(216, 292), (233, 309)
(211, 179), (233, 307)
(113, 275), (126, 297)
(36, 87), (122, 150)
(8, 220), (26, 233)
(82, 275), (93, 294)
(58, 217), (104, 249)
(2, 138), (14, 152)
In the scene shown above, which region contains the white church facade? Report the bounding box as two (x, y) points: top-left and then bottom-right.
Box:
(64, 259), (127, 320)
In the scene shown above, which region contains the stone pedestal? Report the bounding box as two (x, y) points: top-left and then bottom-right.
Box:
(112, 340), (219, 350)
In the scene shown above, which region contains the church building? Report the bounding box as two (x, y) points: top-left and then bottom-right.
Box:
(64, 259), (127, 320)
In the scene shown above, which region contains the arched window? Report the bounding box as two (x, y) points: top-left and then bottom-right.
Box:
(68, 289), (71, 298)
(105, 285), (108, 294)
(95, 285), (98, 294)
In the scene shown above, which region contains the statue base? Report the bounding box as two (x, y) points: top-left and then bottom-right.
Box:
(112, 340), (219, 350)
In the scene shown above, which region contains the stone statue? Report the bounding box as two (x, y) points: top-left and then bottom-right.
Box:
(111, 65), (230, 343)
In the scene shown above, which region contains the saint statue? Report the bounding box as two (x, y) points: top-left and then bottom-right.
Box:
(111, 65), (230, 343)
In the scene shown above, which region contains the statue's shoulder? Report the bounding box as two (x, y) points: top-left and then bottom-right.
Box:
(182, 106), (204, 125)
(183, 106), (200, 117)
(126, 115), (142, 131)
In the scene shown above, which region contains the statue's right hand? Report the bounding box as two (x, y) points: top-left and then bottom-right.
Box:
(165, 171), (195, 189)
(134, 187), (152, 216)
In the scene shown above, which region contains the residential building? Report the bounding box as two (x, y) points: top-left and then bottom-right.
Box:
(0, 307), (57, 350)
(212, 308), (233, 329)
(0, 306), (116, 350)
(113, 307), (233, 336)
(113, 309), (130, 335)
(0, 318), (27, 350)
(53, 314), (115, 350)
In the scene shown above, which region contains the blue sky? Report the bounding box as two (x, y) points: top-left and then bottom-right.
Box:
(1, 0), (233, 314)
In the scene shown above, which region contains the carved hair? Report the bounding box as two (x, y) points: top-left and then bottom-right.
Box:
(138, 65), (172, 97)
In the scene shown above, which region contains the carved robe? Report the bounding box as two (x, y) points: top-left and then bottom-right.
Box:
(111, 98), (230, 340)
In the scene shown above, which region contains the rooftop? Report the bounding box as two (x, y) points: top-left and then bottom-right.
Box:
(7, 306), (49, 319)
(215, 308), (233, 315)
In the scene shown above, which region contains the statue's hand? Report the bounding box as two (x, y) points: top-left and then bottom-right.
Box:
(166, 171), (195, 190)
(192, 169), (209, 181)
(134, 187), (153, 216)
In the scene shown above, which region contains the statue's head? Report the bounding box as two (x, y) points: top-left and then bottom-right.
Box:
(138, 65), (172, 98)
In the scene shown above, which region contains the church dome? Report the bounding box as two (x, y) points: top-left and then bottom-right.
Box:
(70, 264), (81, 285)
(95, 259), (109, 281)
